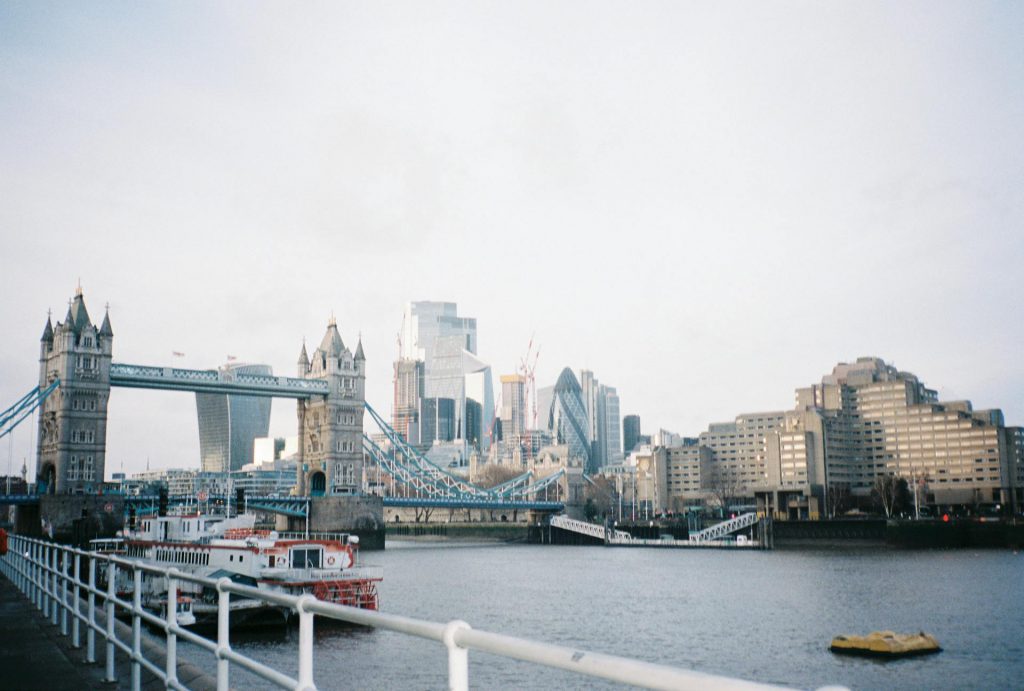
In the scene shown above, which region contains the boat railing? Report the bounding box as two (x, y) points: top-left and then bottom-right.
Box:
(0, 533), (843, 691)
(276, 531), (351, 544)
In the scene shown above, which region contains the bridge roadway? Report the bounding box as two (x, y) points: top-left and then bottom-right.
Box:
(0, 575), (215, 690)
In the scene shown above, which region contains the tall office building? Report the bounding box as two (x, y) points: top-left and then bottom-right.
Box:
(600, 384), (622, 467)
(580, 370), (600, 451)
(539, 367), (592, 471)
(623, 415), (641, 454)
(651, 357), (1023, 517)
(577, 369), (622, 469)
(394, 302), (494, 453)
(196, 363), (273, 473)
(500, 374), (527, 438)
(393, 359), (425, 444)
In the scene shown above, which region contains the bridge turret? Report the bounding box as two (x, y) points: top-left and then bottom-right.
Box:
(295, 316), (365, 497)
(36, 289), (112, 495)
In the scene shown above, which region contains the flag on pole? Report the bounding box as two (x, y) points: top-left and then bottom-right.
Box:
(226, 355), (237, 361)
(172, 351), (185, 357)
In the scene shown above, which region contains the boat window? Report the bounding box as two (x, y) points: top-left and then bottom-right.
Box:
(291, 548), (321, 569)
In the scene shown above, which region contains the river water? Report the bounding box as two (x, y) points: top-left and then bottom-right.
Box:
(183, 541), (1024, 690)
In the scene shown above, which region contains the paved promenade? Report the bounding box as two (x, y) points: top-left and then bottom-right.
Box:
(0, 575), (215, 690)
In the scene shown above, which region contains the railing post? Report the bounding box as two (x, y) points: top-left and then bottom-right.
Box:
(41, 544), (49, 616)
(51, 546), (59, 626)
(14, 537), (20, 590)
(60, 548), (69, 635)
(87, 556), (97, 663)
(105, 561), (116, 683)
(216, 580), (230, 691)
(132, 567), (142, 690)
(165, 573), (178, 688)
(72, 552), (81, 647)
(33, 542), (41, 610)
(442, 620), (472, 691)
(296, 595), (316, 691)
(15, 536), (22, 589)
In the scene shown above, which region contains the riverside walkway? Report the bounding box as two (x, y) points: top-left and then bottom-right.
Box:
(0, 576), (213, 691)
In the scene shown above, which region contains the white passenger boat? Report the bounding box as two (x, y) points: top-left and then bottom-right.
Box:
(109, 512), (381, 626)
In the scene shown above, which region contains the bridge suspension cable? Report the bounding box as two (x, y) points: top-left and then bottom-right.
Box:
(361, 401), (567, 506)
(0, 380), (58, 441)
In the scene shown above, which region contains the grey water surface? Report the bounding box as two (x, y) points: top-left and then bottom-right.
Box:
(182, 541), (1024, 690)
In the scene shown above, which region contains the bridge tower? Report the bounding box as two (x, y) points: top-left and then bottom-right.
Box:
(36, 288), (113, 494)
(294, 318), (366, 496)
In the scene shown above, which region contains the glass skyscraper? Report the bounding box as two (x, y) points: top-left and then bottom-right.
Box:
(196, 363), (272, 473)
(394, 302), (494, 453)
(541, 367), (592, 472)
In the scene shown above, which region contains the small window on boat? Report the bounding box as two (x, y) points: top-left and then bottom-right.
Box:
(229, 555), (234, 562)
(269, 556), (275, 567)
(291, 548), (321, 569)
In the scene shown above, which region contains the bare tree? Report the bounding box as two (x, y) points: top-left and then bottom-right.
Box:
(704, 464), (744, 515)
(827, 483), (851, 518)
(475, 463), (525, 489)
(872, 473), (900, 518)
(584, 475), (618, 519)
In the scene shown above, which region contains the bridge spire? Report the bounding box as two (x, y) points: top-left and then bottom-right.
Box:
(40, 313), (53, 343)
(99, 304), (113, 337)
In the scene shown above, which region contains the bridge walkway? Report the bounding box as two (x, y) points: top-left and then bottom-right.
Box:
(0, 576), (214, 690)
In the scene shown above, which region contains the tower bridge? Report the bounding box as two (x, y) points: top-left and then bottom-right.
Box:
(1, 289), (568, 522)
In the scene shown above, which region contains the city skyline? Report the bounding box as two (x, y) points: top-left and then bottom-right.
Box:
(2, 3), (1022, 476)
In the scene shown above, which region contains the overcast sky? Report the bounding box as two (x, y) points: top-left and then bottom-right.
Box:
(2, 2), (1022, 478)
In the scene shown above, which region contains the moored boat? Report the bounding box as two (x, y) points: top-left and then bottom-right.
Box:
(112, 511), (381, 626)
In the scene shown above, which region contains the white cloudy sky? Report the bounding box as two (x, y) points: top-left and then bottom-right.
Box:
(1, 2), (1021, 477)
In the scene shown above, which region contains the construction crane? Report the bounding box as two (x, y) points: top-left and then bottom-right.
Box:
(519, 336), (541, 462)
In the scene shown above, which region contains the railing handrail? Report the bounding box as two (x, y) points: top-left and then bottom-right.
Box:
(0, 533), (840, 691)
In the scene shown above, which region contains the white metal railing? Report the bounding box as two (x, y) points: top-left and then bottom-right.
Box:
(0, 534), (839, 691)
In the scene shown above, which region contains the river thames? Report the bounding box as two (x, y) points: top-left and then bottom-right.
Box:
(185, 541), (1024, 690)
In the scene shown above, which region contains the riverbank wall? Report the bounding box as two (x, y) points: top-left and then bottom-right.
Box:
(773, 518), (1024, 549)
(387, 522), (528, 542)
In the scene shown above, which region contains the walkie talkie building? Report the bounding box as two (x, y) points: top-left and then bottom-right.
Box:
(196, 363), (272, 473)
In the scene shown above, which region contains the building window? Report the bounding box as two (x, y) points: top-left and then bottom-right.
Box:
(68, 455), (80, 481)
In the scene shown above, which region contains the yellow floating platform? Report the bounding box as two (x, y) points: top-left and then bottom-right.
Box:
(830, 631), (942, 658)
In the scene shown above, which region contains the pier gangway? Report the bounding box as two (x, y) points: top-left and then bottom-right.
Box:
(690, 512), (760, 542)
(0, 533), (842, 691)
(549, 514), (632, 542)
(548, 512), (766, 548)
